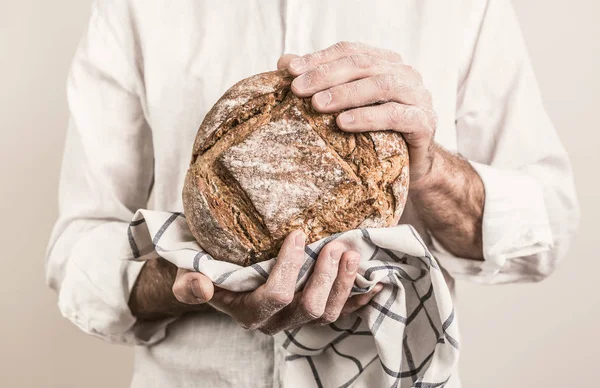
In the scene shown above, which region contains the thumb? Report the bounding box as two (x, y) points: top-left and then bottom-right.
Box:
(277, 53), (300, 70)
(172, 268), (214, 305)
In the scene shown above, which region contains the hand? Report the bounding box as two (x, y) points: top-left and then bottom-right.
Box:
(173, 230), (383, 335)
(278, 42), (438, 184)
(172, 267), (215, 305)
(278, 44), (485, 260)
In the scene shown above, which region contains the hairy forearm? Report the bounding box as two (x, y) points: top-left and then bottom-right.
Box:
(409, 144), (485, 260)
(129, 258), (212, 321)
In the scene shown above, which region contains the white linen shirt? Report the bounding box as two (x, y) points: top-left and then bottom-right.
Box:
(44, 0), (579, 387)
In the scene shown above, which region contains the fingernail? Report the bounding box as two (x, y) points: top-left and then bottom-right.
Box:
(190, 280), (204, 303)
(314, 91), (332, 108)
(289, 58), (307, 72)
(295, 231), (305, 250)
(373, 283), (384, 293)
(329, 249), (342, 263)
(346, 256), (359, 273)
(339, 112), (354, 125)
(292, 74), (310, 91)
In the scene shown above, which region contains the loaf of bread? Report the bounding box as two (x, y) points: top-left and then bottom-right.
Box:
(182, 70), (409, 266)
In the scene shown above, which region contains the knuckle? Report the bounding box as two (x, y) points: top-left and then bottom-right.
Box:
(360, 108), (376, 124)
(306, 309), (323, 320)
(300, 72), (313, 88)
(387, 72), (402, 83)
(404, 105), (422, 124)
(403, 64), (423, 83)
(391, 51), (404, 63)
(374, 74), (398, 100)
(347, 53), (372, 69)
(320, 311), (340, 324)
(301, 300), (324, 319)
(416, 107), (433, 132)
(340, 275), (357, 291)
(387, 103), (404, 125)
(340, 82), (360, 101)
(322, 240), (345, 254)
(379, 49), (403, 65)
(313, 271), (336, 287)
(302, 53), (317, 65)
(303, 64), (328, 88)
(239, 320), (261, 331)
(266, 291), (294, 307)
(315, 63), (330, 77)
(333, 41), (355, 53)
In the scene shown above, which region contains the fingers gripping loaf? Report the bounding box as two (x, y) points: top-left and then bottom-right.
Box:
(183, 70), (409, 266)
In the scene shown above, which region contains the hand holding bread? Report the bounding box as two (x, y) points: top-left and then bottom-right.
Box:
(174, 42), (428, 329)
(172, 230), (383, 334)
(282, 41), (437, 184)
(183, 49), (410, 266)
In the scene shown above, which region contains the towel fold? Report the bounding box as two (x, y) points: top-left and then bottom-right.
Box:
(125, 209), (459, 388)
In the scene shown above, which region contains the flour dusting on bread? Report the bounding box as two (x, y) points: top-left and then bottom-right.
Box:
(183, 70), (409, 265)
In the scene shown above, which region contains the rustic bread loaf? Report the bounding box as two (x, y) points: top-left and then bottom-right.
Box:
(182, 70), (409, 266)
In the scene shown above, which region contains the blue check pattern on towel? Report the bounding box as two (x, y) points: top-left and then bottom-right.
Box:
(126, 210), (460, 388)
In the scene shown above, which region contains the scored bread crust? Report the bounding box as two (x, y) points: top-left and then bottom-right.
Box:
(183, 70), (409, 266)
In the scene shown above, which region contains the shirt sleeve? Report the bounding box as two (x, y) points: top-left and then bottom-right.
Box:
(433, 0), (580, 284)
(44, 0), (172, 344)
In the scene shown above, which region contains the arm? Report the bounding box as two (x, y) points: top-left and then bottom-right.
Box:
(49, 1), (381, 336)
(409, 145), (485, 260)
(284, 43), (486, 262)
(435, 0), (580, 282)
(44, 0), (189, 344)
(283, 0), (579, 283)
(128, 258), (213, 321)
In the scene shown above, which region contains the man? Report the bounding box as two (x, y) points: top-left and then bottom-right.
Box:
(45, 0), (579, 387)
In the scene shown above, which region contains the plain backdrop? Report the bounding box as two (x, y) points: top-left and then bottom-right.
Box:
(1, 1), (598, 387)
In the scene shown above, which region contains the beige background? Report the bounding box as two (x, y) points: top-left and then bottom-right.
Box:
(1, 0), (598, 387)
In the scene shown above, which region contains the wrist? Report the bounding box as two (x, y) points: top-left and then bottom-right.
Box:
(409, 144), (444, 194)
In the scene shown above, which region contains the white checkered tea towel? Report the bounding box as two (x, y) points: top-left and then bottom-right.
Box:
(126, 209), (459, 388)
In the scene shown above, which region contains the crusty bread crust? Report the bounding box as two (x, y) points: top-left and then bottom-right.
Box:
(183, 70), (409, 266)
